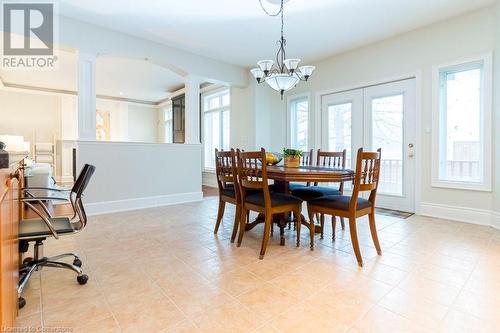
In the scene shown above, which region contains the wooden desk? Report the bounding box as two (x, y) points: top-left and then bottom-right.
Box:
(0, 154), (20, 328)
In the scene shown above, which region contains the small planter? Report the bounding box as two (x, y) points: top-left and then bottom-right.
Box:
(284, 156), (300, 168)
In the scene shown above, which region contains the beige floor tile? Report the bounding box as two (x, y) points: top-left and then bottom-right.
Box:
(269, 301), (350, 333)
(212, 266), (267, 297)
(26, 199), (500, 333)
(190, 299), (260, 333)
(162, 319), (199, 333)
(352, 305), (428, 333)
(236, 283), (297, 326)
(73, 316), (121, 333)
(42, 295), (113, 329)
(14, 313), (42, 331)
(379, 287), (450, 329)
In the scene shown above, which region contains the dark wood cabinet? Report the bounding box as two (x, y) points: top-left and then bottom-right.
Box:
(172, 94), (185, 143)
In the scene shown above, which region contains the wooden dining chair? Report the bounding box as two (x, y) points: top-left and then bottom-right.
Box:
(236, 148), (303, 259)
(213, 148), (241, 243)
(306, 148), (382, 266)
(291, 149), (347, 235)
(289, 149), (314, 190)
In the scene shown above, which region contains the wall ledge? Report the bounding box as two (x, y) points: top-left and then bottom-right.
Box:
(85, 191), (203, 216)
(420, 202), (500, 230)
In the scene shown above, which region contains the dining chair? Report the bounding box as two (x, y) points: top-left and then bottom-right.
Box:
(306, 148), (382, 266)
(291, 149), (346, 236)
(213, 148), (242, 243)
(236, 148), (303, 259)
(289, 148), (314, 191)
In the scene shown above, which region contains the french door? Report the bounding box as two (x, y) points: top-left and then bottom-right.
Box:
(321, 79), (416, 212)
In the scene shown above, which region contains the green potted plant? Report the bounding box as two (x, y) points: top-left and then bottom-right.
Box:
(282, 148), (302, 167)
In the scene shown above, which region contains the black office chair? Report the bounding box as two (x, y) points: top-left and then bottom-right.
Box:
(18, 164), (95, 309)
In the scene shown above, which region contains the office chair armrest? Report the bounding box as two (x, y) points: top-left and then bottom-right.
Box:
(23, 201), (59, 239)
(21, 197), (69, 202)
(23, 187), (71, 192)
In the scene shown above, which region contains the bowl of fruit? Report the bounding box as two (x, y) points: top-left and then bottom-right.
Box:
(265, 152), (283, 165)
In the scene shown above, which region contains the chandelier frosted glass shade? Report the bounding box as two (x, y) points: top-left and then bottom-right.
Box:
(298, 65), (315, 78)
(250, 68), (265, 82)
(284, 58), (301, 71)
(265, 74), (299, 93)
(257, 60), (274, 72)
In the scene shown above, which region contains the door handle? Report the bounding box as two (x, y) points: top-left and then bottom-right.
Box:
(408, 143), (415, 158)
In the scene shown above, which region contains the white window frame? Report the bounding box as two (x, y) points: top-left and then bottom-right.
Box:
(286, 92), (310, 150)
(201, 88), (230, 172)
(431, 53), (492, 191)
(164, 102), (173, 144)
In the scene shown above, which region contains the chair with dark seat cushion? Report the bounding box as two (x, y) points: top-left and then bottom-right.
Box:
(291, 186), (341, 201)
(308, 195), (372, 211)
(291, 149), (347, 237)
(18, 164), (95, 308)
(245, 192), (302, 207)
(236, 148), (304, 259)
(307, 148), (382, 267)
(213, 149), (242, 242)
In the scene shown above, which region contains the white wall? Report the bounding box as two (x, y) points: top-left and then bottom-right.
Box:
(127, 104), (158, 143)
(254, 6), (498, 225)
(77, 141), (203, 214)
(0, 90), (61, 143)
(493, 3), (500, 228)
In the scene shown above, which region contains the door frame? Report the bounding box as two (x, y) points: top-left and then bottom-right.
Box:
(314, 71), (423, 214)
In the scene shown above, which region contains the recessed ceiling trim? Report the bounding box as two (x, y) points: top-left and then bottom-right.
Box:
(1, 82), (164, 106)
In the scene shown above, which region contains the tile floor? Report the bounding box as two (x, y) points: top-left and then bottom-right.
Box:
(15, 196), (500, 333)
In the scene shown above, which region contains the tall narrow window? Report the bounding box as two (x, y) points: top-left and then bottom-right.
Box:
(434, 56), (492, 190)
(203, 89), (230, 170)
(289, 97), (308, 150)
(164, 104), (173, 144)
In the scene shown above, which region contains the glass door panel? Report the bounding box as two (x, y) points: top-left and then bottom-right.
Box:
(371, 94), (404, 196)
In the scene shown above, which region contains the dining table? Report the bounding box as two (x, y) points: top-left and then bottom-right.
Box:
(244, 164), (355, 246)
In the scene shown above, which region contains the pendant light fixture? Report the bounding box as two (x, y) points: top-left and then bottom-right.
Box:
(250, 0), (315, 99)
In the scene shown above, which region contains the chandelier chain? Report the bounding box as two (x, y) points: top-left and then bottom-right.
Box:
(258, 0), (283, 17)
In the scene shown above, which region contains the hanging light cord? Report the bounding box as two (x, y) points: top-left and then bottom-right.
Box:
(258, 0), (283, 17)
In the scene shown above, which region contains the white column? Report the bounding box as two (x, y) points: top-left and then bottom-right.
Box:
(78, 53), (97, 140)
(184, 75), (201, 144)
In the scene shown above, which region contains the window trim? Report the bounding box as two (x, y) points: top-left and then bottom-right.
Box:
(286, 92), (311, 150)
(163, 101), (173, 144)
(201, 88), (230, 172)
(431, 53), (492, 192)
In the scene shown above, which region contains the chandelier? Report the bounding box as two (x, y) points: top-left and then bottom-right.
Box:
(250, 0), (315, 98)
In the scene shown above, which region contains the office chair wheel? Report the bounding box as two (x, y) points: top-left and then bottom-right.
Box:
(77, 274), (88, 285)
(73, 258), (82, 267)
(18, 297), (26, 309)
(23, 257), (33, 264)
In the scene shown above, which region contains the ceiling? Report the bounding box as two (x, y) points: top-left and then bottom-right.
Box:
(0, 48), (184, 103)
(59, 0), (497, 67)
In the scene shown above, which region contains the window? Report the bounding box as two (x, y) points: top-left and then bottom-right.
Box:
(289, 96), (309, 150)
(433, 55), (492, 190)
(203, 89), (230, 170)
(164, 104), (173, 143)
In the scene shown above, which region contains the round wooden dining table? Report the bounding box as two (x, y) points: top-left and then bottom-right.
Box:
(245, 165), (355, 246)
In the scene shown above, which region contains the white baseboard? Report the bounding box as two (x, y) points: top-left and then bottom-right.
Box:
(202, 171), (218, 188)
(492, 212), (500, 230)
(85, 191), (203, 216)
(420, 202), (499, 230)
